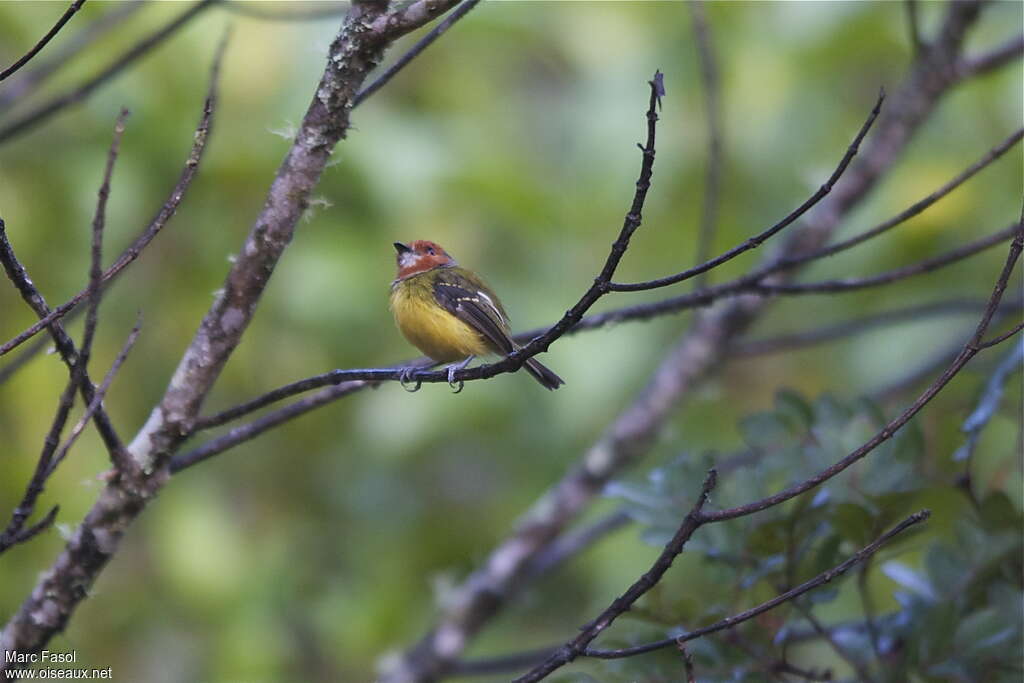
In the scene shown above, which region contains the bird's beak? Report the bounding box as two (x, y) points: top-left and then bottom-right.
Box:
(394, 242), (411, 254)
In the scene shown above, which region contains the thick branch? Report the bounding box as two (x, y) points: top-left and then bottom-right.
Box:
(0, 1), (464, 664)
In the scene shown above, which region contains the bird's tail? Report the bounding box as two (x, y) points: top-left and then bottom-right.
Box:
(523, 357), (565, 390)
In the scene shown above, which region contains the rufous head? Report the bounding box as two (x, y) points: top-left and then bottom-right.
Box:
(393, 240), (456, 279)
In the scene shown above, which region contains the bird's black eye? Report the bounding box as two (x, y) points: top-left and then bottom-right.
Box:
(427, 247), (435, 255)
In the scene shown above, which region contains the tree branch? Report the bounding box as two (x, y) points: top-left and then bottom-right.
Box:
(511, 470), (719, 682)
(0, 0), (88, 81)
(578, 511), (930, 662)
(0, 1), (466, 664)
(0, 64), (217, 360)
(730, 298), (1016, 357)
(608, 90), (884, 293)
(0, 1), (142, 111)
(354, 0), (480, 106)
(0, 0), (217, 145)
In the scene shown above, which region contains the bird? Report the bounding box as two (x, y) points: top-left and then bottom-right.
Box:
(389, 240), (564, 391)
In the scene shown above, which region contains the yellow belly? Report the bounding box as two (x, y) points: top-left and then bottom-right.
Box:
(390, 282), (490, 362)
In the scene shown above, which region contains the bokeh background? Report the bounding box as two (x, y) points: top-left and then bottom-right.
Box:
(0, 2), (1021, 681)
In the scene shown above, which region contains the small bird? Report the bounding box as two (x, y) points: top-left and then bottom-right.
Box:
(389, 240), (564, 391)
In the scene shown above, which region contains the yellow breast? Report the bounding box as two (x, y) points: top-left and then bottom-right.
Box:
(390, 278), (490, 362)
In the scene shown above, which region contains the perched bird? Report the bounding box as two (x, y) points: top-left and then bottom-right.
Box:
(389, 240), (564, 391)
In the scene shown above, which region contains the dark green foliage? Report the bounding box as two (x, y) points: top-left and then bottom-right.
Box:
(605, 391), (1023, 682)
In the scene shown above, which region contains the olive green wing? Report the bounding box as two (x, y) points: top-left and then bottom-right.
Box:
(432, 269), (514, 354)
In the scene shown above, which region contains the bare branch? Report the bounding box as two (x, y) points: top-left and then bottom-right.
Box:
(608, 90), (885, 293)
(704, 227), (1022, 524)
(0, 111), (131, 469)
(758, 222), (1018, 295)
(0, 0), (217, 145)
(47, 317), (143, 477)
(578, 511), (930, 663)
(0, 0), (88, 82)
(354, 0), (480, 107)
(0, 64), (218, 360)
(956, 33), (1024, 79)
(512, 470), (718, 682)
(0, 377), (78, 554)
(0, 1), (142, 110)
(170, 381), (369, 474)
(730, 298), (1015, 357)
(979, 320), (1024, 350)
(772, 126), (1022, 269)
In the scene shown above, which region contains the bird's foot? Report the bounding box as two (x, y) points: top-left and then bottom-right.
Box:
(398, 366), (422, 393)
(447, 355), (475, 393)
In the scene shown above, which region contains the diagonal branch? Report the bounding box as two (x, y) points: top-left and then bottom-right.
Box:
(608, 90), (884, 293)
(0, 110), (131, 471)
(0, 0), (88, 82)
(512, 470), (719, 682)
(354, 0), (481, 106)
(0, 0), (217, 145)
(0, 65), (217, 361)
(0, 1), (468, 665)
(578, 511), (930, 663)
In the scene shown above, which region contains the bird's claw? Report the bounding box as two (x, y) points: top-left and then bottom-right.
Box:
(399, 367), (422, 393)
(447, 365), (464, 394)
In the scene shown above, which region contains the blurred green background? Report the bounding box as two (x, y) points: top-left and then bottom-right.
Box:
(0, 2), (1020, 681)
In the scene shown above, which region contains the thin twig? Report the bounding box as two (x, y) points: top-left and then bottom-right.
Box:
(772, 127), (1023, 269)
(511, 470), (718, 683)
(47, 317), (143, 477)
(0, 377), (78, 554)
(730, 298), (1007, 357)
(0, 112), (131, 469)
(0, 1), (143, 111)
(760, 223), (1018, 295)
(0, 0), (217, 145)
(517, 512), (930, 679)
(0, 63), (218, 361)
(608, 91), (884, 293)
(0, 0), (88, 81)
(586, 512), (930, 660)
(703, 227), (1023, 524)
(978, 320), (1024, 350)
(956, 33), (1024, 79)
(354, 0), (480, 107)
(170, 381), (369, 473)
